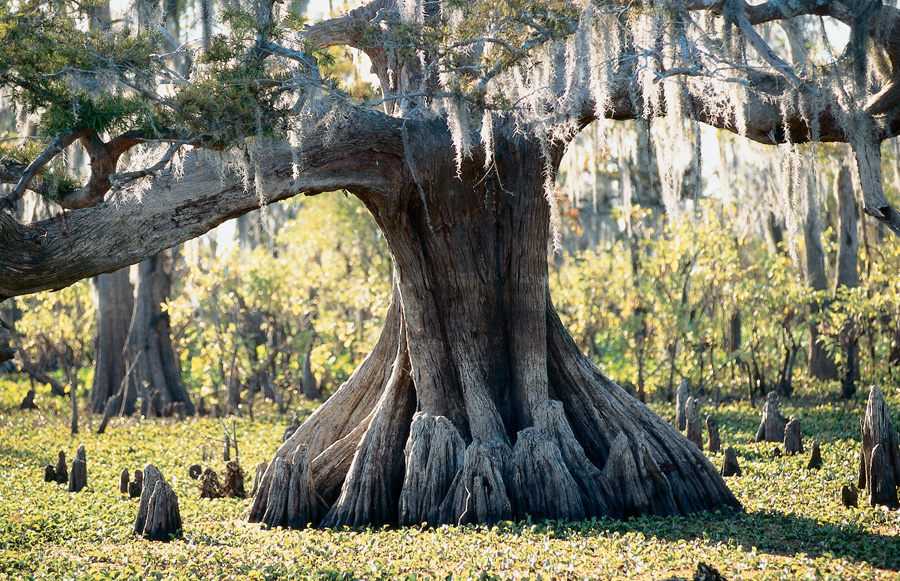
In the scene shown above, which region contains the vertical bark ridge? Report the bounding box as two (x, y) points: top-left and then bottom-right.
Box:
(546, 301), (740, 517)
(497, 142), (553, 432)
(248, 292), (402, 525)
(398, 412), (466, 526)
(320, 329), (417, 528)
(437, 439), (513, 525)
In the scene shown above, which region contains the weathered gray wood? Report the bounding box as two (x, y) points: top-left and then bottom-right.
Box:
(706, 415), (721, 453)
(675, 379), (689, 431)
(807, 440), (823, 470)
(755, 391), (787, 443)
(685, 397), (703, 450)
(599, 433), (652, 518)
(142, 480), (182, 542)
(250, 447), (326, 529)
(67, 445), (87, 492)
(284, 446), (324, 529)
(867, 444), (898, 508)
(119, 468), (130, 494)
(783, 418), (803, 455)
(720, 447), (741, 477)
(858, 386), (900, 508)
(509, 427), (586, 521)
(438, 440), (512, 526)
(134, 465), (163, 535)
(398, 412), (464, 526)
(250, 460), (267, 498)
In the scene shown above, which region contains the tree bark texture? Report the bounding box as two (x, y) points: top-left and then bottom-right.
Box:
(858, 386), (900, 509)
(88, 267), (134, 414)
(123, 253), (194, 416)
(247, 122), (740, 528)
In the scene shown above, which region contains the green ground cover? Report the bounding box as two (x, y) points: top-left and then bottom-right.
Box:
(0, 379), (898, 580)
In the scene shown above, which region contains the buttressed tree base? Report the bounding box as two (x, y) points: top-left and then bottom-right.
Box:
(4, 0), (900, 527)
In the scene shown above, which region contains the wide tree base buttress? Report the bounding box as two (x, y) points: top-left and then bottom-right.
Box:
(248, 293), (740, 529)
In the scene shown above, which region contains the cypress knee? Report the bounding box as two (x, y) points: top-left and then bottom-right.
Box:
(129, 469), (143, 498)
(119, 468), (130, 494)
(720, 447), (741, 477)
(685, 397), (703, 450)
(223, 460), (246, 498)
(199, 468), (224, 499)
(134, 464), (182, 541)
(807, 441), (823, 470)
(783, 418), (803, 455)
(858, 386), (900, 509)
(706, 415), (721, 453)
(143, 481), (183, 541)
(55, 451), (68, 485)
(841, 484), (858, 508)
(68, 445), (87, 492)
(755, 391), (787, 443)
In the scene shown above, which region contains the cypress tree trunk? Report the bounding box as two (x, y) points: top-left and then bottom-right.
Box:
(123, 252), (194, 415)
(248, 122), (739, 528)
(88, 267), (134, 414)
(833, 166), (860, 399)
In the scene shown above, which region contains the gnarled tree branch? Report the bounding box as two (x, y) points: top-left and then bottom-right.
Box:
(0, 107), (405, 299)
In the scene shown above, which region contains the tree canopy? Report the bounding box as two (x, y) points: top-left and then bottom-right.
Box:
(1, 0), (900, 299)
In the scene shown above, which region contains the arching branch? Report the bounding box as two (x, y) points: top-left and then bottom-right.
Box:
(301, 0), (395, 50)
(0, 107), (406, 299)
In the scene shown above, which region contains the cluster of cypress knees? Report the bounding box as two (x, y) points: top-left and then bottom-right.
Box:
(39, 385), (899, 547)
(673, 383), (900, 510)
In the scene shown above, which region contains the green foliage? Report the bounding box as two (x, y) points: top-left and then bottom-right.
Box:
(552, 201), (900, 401)
(13, 281), (96, 379)
(0, 381), (897, 579)
(167, 195), (391, 405)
